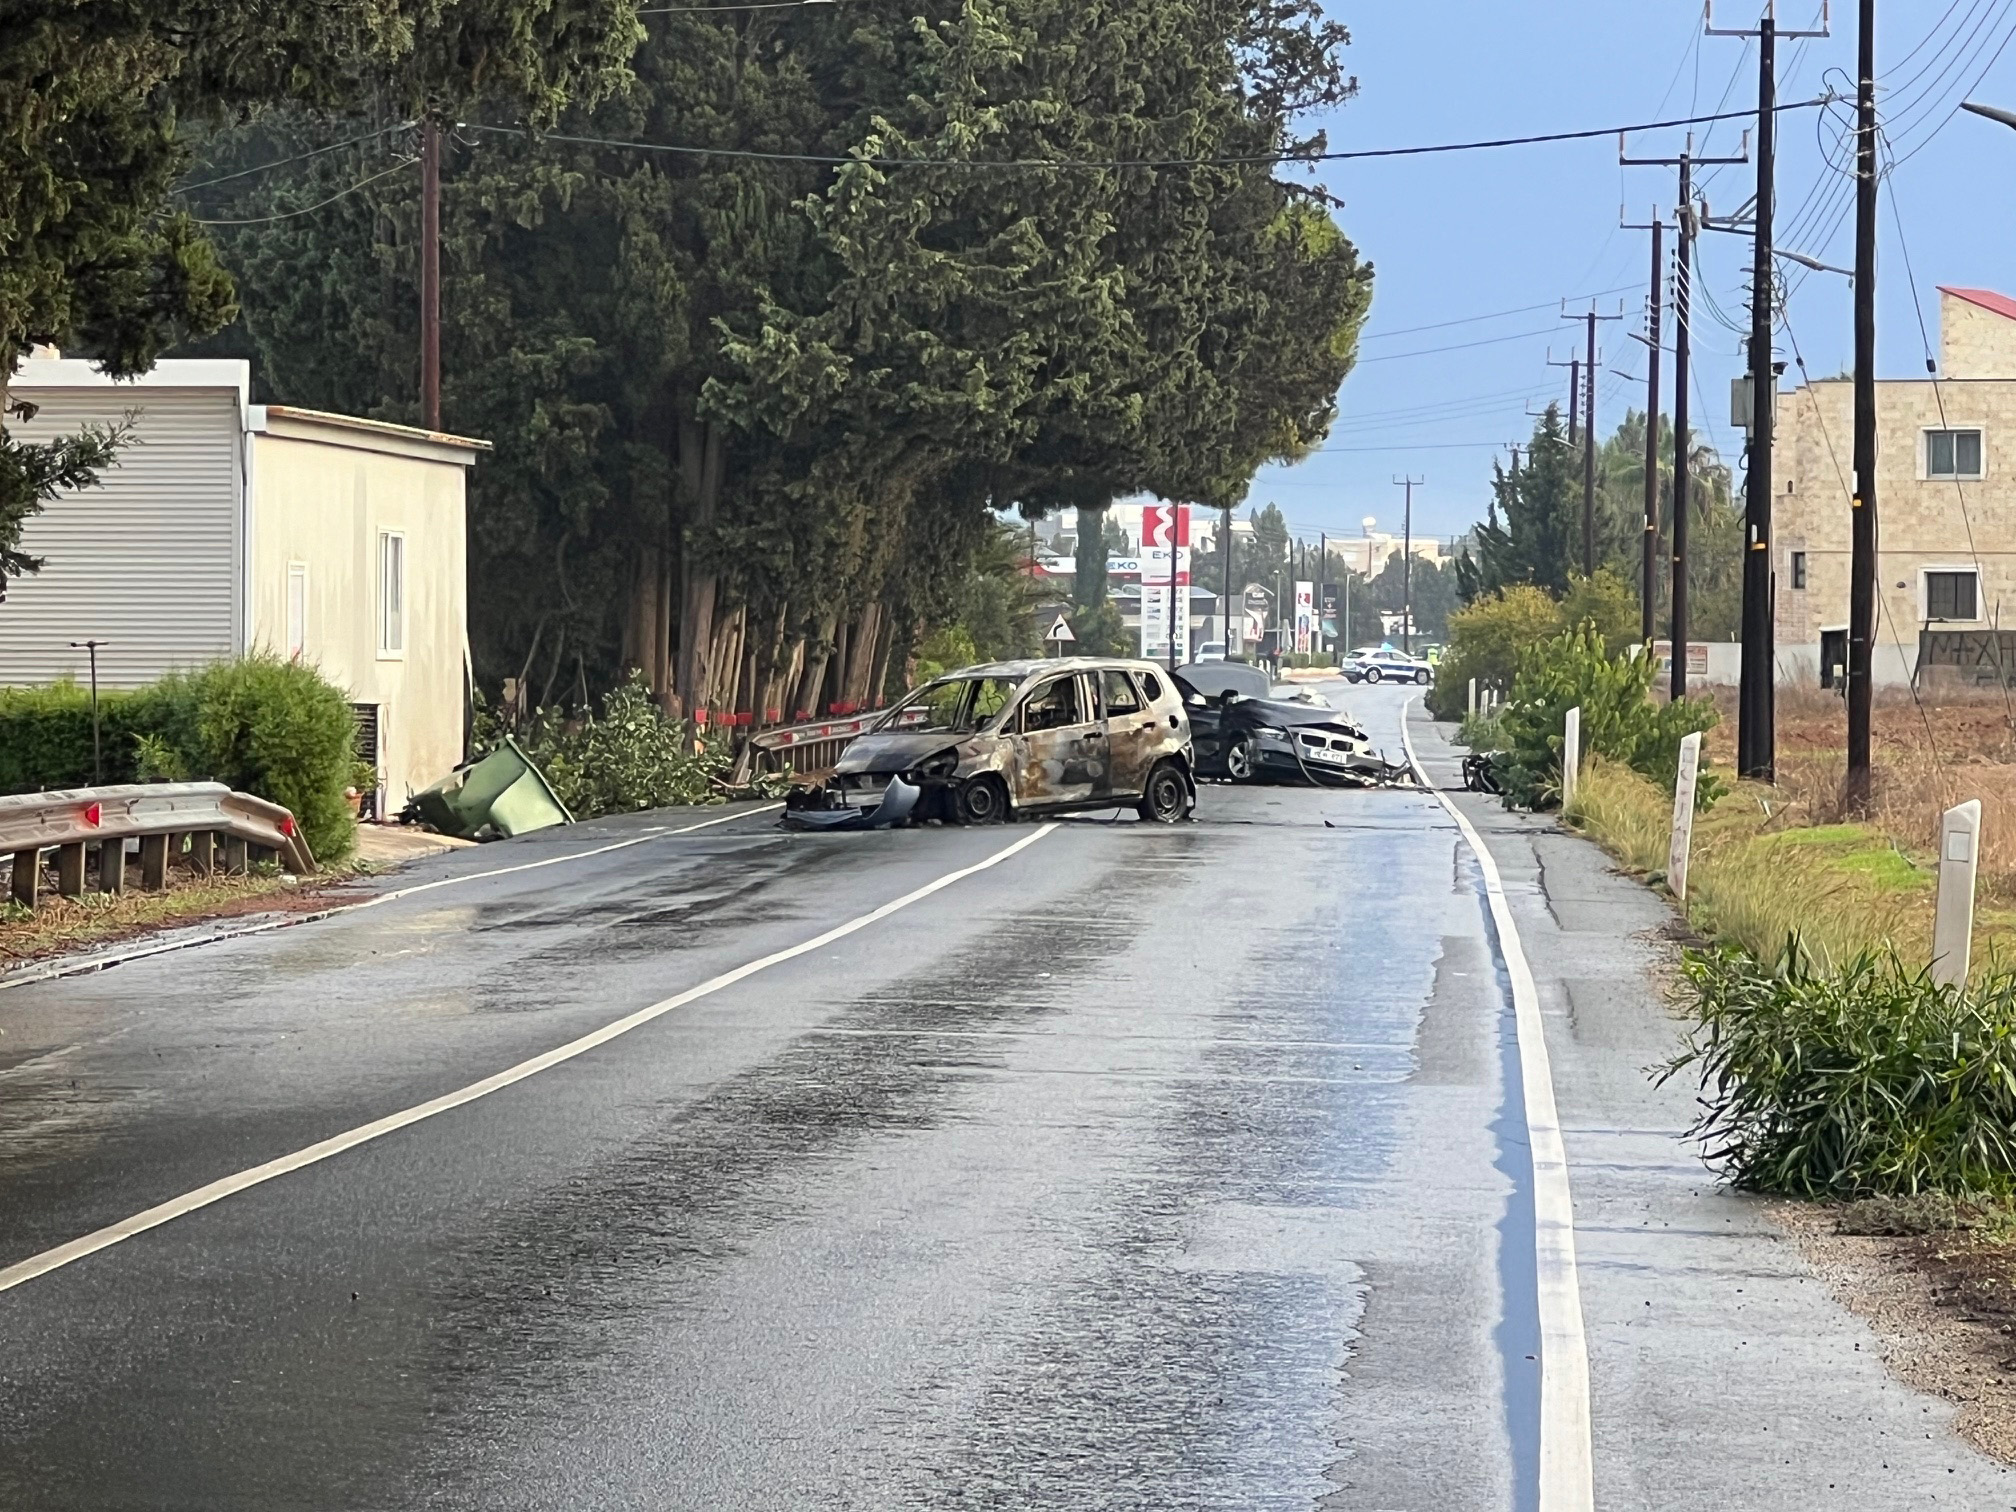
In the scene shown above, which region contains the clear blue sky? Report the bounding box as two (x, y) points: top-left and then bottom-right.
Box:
(1247, 1), (2016, 547)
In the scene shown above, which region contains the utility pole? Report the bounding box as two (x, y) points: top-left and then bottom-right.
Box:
(1547, 353), (1581, 445)
(1394, 476), (1422, 654)
(1318, 531), (1328, 654)
(1710, 2), (1829, 781)
(1623, 130), (1747, 692)
(420, 119), (442, 431)
(1623, 210), (1666, 646)
(1222, 504), (1235, 660)
(1561, 307), (1624, 579)
(1847, 0), (1878, 809)
(68, 640), (107, 784)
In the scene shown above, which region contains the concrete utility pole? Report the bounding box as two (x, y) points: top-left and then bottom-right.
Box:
(1394, 476), (1421, 653)
(420, 120), (442, 431)
(1710, 2), (1828, 779)
(1622, 129), (1747, 693)
(1848, 0), (1879, 809)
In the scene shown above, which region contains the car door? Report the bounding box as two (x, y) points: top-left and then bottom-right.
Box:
(1008, 672), (1104, 808)
(1098, 669), (1158, 798)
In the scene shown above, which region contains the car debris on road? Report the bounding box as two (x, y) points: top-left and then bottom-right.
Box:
(783, 657), (1196, 829)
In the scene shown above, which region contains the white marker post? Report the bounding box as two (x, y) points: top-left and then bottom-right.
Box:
(1561, 706), (1582, 808)
(1933, 799), (1983, 989)
(1468, 677), (1478, 718)
(1668, 731), (1702, 901)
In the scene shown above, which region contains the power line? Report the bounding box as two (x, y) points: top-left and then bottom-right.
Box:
(639, 0), (844, 9)
(188, 159), (417, 225)
(1358, 285), (1636, 340)
(1353, 326), (1563, 364)
(174, 125), (414, 193)
(457, 97), (1830, 171)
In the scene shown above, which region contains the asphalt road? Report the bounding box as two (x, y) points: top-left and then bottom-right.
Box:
(0, 684), (2006, 1510)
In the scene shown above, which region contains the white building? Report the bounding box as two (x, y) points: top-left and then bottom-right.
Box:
(2, 355), (489, 811)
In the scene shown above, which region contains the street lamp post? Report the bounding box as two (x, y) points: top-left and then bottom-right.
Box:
(69, 639), (107, 784)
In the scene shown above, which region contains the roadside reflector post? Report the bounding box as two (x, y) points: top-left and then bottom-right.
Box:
(1561, 706), (1582, 808)
(55, 843), (86, 897)
(1668, 731), (1703, 901)
(1933, 798), (1983, 989)
(1468, 677), (1478, 718)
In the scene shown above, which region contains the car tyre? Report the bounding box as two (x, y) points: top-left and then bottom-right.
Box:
(1137, 762), (1191, 824)
(954, 774), (1008, 825)
(1224, 735), (1259, 784)
(1415, 668), (1432, 685)
(1364, 667), (1383, 684)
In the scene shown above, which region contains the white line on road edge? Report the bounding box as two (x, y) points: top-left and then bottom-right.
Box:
(0, 821), (1055, 1294)
(1399, 698), (1594, 1512)
(0, 803), (783, 995)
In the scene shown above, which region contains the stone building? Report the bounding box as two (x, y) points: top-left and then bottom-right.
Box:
(1775, 286), (2016, 687)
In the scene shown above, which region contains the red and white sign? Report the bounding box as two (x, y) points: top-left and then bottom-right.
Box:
(1141, 503), (1191, 550)
(1138, 504), (1193, 660)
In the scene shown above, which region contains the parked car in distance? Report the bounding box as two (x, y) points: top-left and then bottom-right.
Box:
(1342, 646), (1434, 685)
(1192, 642), (1228, 662)
(789, 657), (1195, 826)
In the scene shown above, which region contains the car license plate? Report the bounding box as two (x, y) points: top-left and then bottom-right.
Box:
(1304, 744), (1351, 765)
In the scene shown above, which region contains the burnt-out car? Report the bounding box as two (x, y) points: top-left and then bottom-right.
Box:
(788, 658), (1195, 827)
(1175, 662), (1408, 787)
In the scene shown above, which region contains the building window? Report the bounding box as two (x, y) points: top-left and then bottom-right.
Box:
(1926, 568), (1979, 622)
(1790, 551), (1807, 590)
(286, 562), (308, 658)
(378, 531), (405, 655)
(1927, 428), (1984, 479)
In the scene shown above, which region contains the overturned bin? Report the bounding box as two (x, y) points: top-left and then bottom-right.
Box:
(408, 737), (573, 840)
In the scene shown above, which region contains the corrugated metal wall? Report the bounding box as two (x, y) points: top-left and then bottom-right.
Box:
(0, 388), (240, 687)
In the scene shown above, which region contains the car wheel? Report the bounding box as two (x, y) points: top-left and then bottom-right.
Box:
(954, 774), (1008, 825)
(1365, 667), (1383, 684)
(1416, 668), (1432, 685)
(1136, 762), (1190, 824)
(1224, 736), (1258, 783)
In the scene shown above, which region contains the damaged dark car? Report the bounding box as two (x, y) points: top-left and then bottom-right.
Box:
(785, 658), (1196, 829)
(1175, 662), (1410, 787)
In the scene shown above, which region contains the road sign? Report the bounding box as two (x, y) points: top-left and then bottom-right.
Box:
(1046, 616), (1075, 644)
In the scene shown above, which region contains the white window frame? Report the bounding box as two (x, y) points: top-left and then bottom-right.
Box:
(1923, 426), (1985, 481)
(285, 561), (309, 660)
(1920, 564), (1982, 624)
(378, 530), (406, 658)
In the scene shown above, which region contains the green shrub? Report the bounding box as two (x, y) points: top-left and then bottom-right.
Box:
(1664, 945), (2016, 1198)
(519, 671), (728, 817)
(1495, 621), (1721, 809)
(1455, 712), (1503, 750)
(0, 657), (358, 860)
(1429, 570), (1640, 719)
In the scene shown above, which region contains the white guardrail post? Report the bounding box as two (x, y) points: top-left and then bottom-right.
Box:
(1561, 706), (1581, 808)
(1668, 731), (1702, 901)
(1467, 678), (1478, 718)
(1933, 798), (1983, 989)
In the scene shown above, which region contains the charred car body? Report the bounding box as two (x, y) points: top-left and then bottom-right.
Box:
(785, 658), (1195, 828)
(1175, 661), (1410, 787)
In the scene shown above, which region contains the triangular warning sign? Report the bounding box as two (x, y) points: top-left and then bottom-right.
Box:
(1046, 616), (1076, 642)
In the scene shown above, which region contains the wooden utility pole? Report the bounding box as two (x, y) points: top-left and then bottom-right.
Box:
(420, 120), (442, 431)
(1622, 129), (1747, 692)
(1394, 476), (1421, 653)
(1561, 308), (1622, 579)
(1222, 504), (1235, 658)
(1629, 214), (1665, 646)
(1847, 0), (1878, 808)
(1710, 2), (1829, 779)
(1548, 353), (1581, 446)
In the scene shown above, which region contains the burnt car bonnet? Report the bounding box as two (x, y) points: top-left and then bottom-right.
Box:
(833, 730), (969, 775)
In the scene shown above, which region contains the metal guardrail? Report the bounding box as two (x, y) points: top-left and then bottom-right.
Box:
(730, 708), (930, 783)
(2, 782), (316, 910)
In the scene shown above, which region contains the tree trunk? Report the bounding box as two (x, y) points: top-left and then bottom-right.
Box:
(673, 412), (724, 718)
(867, 609), (894, 708)
(843, 602), (882, 709)
(829, 619), (851, 713)
(793, 617), (835, 719)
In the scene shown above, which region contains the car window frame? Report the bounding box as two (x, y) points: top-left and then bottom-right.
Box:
(1014, 671), (1089, 734)
(1100, 669), (1145, 719)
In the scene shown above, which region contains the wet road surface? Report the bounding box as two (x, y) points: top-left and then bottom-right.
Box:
(0, 687), (1773, 1507)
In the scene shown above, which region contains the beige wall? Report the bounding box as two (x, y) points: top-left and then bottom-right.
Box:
(1775, 375), (2016, 669)
(247, 418), (475, 808)
(1941, 292), (2016, 379)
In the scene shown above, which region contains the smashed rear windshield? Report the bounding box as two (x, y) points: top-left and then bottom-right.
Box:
(879, 676), (1018, 734)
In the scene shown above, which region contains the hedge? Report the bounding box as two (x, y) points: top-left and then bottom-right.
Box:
(0, 655), (358, 860)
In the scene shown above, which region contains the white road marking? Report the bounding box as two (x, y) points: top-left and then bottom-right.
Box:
(1399, 697), (1594, 1512)
(0, 803), (784, 994)
(0, 822), (1056, 1295)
